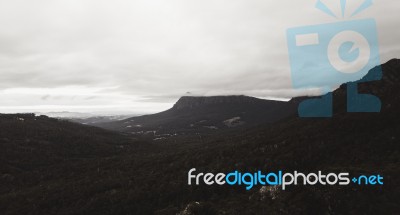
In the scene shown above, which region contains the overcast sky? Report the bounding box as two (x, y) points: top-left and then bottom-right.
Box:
(0, 0), (399, 114)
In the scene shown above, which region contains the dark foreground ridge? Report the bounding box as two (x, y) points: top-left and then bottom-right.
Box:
(0, 59), (399, 214)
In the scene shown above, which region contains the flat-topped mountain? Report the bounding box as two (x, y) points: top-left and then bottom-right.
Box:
(173, 95), (282, 110)
(95, 95), (299, 135)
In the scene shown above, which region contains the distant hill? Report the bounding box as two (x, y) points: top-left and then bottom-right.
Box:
(36, 112), (136, 125)
(35, 111), (95, 119)
(95, 95), (298, 135)
(67, 115), (136, 125)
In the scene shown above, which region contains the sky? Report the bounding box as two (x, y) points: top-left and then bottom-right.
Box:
(0, 0), (399, 114)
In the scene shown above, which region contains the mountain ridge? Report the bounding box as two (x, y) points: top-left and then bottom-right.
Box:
(94, 95), (298, 135)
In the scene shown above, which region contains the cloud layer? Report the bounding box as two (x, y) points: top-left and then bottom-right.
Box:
(0, 0), (399, 114)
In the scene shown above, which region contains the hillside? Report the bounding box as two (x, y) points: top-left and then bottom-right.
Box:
(0, 114), (126, 163)
(0, 114), (150, 198)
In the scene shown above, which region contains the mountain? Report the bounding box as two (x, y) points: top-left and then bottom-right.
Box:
(95, 95), (298, 136)
(94, 59), (400, 139)
(296, 58), (400, 116)
(0, 59), (399, 214)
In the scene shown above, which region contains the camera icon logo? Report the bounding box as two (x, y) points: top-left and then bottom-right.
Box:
(287, 2), (382, 117)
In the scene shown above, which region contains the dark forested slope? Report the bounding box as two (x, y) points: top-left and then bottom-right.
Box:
(0, 59), (399, 214)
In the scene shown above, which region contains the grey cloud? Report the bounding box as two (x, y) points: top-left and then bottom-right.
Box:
(0, 0), (399, 114)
